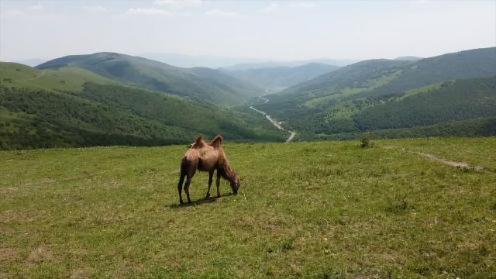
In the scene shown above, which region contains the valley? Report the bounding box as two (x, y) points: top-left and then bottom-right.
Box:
(1, 47), (495, 150)
(249, 101), (296, 143)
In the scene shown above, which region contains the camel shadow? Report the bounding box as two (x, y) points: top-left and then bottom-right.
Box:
(167, 192), (235, 209)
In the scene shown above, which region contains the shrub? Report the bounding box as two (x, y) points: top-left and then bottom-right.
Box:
(360, 134), (374, 148)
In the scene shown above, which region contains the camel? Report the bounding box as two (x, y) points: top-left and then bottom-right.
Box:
(177, 135), (240, 204)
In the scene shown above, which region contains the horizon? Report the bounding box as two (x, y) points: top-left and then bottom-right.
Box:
(1, 0), (495, 65)
(3, 46), (494, 69)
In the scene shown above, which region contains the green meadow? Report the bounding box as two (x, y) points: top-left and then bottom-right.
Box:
(1, 138), (495, 278)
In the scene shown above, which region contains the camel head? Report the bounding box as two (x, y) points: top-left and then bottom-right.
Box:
(222, 164), (240, 195)
(230, 174), (240, 195)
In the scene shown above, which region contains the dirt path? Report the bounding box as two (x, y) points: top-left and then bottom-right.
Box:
(383, 145), (485, 172)
(249, 98), (296, 143)
(286, 131), (296, 143)
(418, 152), (484, 171)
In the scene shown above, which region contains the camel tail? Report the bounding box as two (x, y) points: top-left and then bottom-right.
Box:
(177, 157), (189, 204)
(178, 157), (188, 186)
(180, 157), (189, 175)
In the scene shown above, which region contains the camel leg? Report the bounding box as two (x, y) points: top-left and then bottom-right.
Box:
(178, 173), (186, 204)
(216, 169), (221, 198)
(184, 169), (196, 203)
(184, 176), (192, 203)
(205, 169), (214, 199)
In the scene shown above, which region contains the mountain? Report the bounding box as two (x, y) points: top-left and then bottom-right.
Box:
(257, 47), (496, 139)
(140, 53), (266, 68)
(274, 59), (409, 99)
(354, 77), (496, 131)
(395, 56), (422, 61)
(0, 62), (284, 149)
(222, 58), (355, 71)
(142, 53), (357, 69)
(222, 63), (340, 93)
(36, 52), (261, 106)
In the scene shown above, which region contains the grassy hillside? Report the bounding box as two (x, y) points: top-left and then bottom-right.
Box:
(0, 63), (284, 149)
(277, 47), (496, 100)
(1, 138), (495, 277)
(36, 53), (261, 106)
(0, 62), (115, 91)
(258, 47), (496, 139)
(361, 47), (496, 99)
(292, 76), (496, 137)
(223, 63), (339, 93)
(314, 117), (496, 141)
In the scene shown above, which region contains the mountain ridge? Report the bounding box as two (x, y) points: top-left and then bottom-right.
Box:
(37, 52), (261, 106)
(256, 47), (496, 139)
(0, 62), (284, 149)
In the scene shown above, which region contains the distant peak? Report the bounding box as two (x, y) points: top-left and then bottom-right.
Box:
(394, 56), (423, 61)
(91, 52), (126, 58)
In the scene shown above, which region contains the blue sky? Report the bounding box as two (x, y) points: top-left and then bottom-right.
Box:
(0, 0), (495, 62)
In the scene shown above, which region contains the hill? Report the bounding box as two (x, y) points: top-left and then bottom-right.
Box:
(257, 47), (496, 139)
(36, 53), (261, 106)
(0, 62), (116, 91)
(1, 138), (495, 277)
(0, 62), (285, 149)
(223, 63), (339, 93)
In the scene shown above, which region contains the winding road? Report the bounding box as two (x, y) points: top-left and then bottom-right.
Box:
(249, 97), (296, 143)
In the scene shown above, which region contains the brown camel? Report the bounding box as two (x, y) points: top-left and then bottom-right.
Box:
(177, 135), (240, 204)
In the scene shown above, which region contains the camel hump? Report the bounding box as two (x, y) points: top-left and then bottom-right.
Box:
(191, 136), (205, 148)
(210, 134), (223, 148)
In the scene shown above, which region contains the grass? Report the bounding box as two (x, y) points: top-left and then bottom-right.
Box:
(1, 138), (495, 278)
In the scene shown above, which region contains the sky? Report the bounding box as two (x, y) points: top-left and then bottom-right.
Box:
(0, 0), (495, 63)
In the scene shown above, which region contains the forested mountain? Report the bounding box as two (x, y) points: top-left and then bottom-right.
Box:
(273, 47), (496, 100)
(2, 47), (495, 149)
(223, 63), (339, 93)
(36, 52), (261, 106)
(0, 62), (284, 149)
(354, 78), (496, 131)
(274, 59), (409, 99)
(257, 47), (496, 139)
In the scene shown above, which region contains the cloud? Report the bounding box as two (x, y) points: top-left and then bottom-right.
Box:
(83, 6), (108, 13)
(125, 0), (201, 17)
(205, 9), (238, 18)
(28, 3), (43, 10)
(411, 0), (431, 4)
(1, 9), (24, 17)
(154, 0), (202, 9)
(289, 2), (317, 9)
(259, 2), (280, 14)
(259, 1), (316, 14)
(126, 8), (173, 16)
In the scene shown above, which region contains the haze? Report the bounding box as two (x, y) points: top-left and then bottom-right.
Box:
(1, 0), (495, 65)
